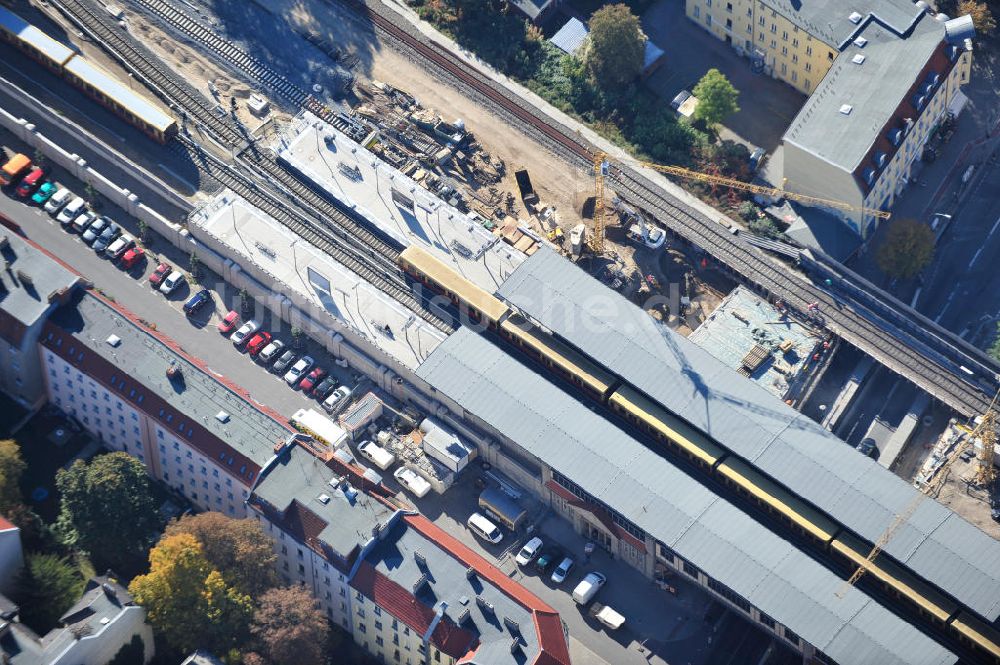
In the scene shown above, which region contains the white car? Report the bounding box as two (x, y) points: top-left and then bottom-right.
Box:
(257, 339), (285, 364)
(551, 557), (574, 585)
(55, 196), (85, 224)
(44, 188), (73, 214)
(322, 385), (353, 414)
(515, 537), (544, 566)
(357, 440), (396, 471)
(158, 270), (185, 295)
(284, 355), (314, 386)
(230, 320), (261, 347)
(394, 466), (431, 498)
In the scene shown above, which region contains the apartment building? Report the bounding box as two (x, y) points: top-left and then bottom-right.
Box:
(34, 287), (295, 517)
(0, 230), (80, 410)
(248, 441), (571, 665)
(685, 0), (974, 236)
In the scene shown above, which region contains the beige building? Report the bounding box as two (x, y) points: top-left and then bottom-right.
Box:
(685, 0), (974, 237)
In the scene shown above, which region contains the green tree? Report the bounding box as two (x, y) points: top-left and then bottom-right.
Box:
(15, 553), (84, 632)
(290, 327), (304, 350)
(83, 182), (100, 209)
(239, 289), (254, 317)
(0, 439), (26, 514)
(244, 586), (329, 665)
(108, 634), (146, 665)
(164, 512), (277, 597)
(136, 219), (150, 244)
(189, 252), (202, 280)
(130, 533), (253, 656)
(692, 68), (740, 127)
(988, 323), (1000, 362)
(959, 0), (997, 33)
(585, 4), (645, 93)
(55, 453), (160, 572)
(875, 217), (935, 280)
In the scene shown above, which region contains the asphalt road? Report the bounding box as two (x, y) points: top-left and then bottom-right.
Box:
(0, 185), (334, 420)
(918, 153), (1000, 347)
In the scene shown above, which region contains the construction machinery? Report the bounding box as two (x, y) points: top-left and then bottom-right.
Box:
(836, 390), (999, 597)
(588, 151), (892, 254)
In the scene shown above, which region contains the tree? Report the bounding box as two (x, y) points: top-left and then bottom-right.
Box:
(15, 553), (84, 632)
(585, 4), (645, 93)
(164, 512), (277, 597)
(988, 323), (1000, 362)
(959, 1), (997, 33)
(108, 634), (146, 665)
(245, 586), (329, 665)
(875, 217), (935, 279)
(189, 252), (202, 280)
(136, 219), (150, 244)
(290, 327), (304, 350)
(0, 439), (26, 515)
(83, 182), (100, 210)
(129, 534), (253, 656)
(692, 68), (740, 127)
(239, 289), (254, 317)
(55, 453), (161, 572)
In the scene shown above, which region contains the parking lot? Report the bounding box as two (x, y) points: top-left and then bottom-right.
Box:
(409, 468), (795, 665)
(0, 145), (361, 421)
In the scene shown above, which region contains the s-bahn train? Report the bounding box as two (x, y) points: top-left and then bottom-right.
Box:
(400, 244), (1000, 662)
(0, 7), (177, 143)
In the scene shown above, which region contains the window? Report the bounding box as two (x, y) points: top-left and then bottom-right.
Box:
(792, 38), (799, 47)
(374, 606), (381, 617)
(358, 623), (367, 634)
(791, 54), (798, 63)
(759, 612), (776, 629)
(827, 51), (834, 61)
(375, 636), (384, 647)
(726, 2), (732, 11)
(781, 31), (787, 40)
(706, 14), (712, 26)
(805, 62), (811, 72)
(770, 23), (776, 33)
(781, 46), (788, 56)
(791, 71), (798, 82)
(806, 46), (813, 56)
(693, 5), (700, 17)
(784, 628), (800, 647)
(375, 620), (383, 631)
(780, 62), (787, 74)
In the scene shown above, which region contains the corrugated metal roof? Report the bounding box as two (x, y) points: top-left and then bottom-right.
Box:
(497, 247), (1000, 620)
(550, 18), (588, 56)
(416, 328), (956, 665)
(63, 57), (174, 132)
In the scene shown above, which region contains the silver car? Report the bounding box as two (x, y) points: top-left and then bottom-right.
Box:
(284, 355), (314, 386)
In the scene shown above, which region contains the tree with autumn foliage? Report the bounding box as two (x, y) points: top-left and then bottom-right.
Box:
(164, 512), (277, 597)
(129, 533), (253, 656)
(959, 0), (997, 34)
(242, 586), (329, 665)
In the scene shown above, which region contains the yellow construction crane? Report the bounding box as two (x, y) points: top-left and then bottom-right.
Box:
(588, 151), (892, 254)
(836, 390), (999, 597)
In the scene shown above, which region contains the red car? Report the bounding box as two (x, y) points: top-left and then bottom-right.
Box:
(120, 247), (145, 270)
(217, 310), (240, 335)
(245, 331), (273, 357)
(149, 262), (171, 288)
(299, 367), (327, 394)
(15, 167), (45, 198)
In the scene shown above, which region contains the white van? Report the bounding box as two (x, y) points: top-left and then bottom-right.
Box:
(467, 512), (503, 544)
(56, 196), (86, 224)
(357, 440), (396, 471)
(44, 188), (73, 215)
(572, 572), (606, 605)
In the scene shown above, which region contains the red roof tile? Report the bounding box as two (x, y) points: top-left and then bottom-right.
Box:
(0, 515), (17, 532)
(350, 560), (477, 658)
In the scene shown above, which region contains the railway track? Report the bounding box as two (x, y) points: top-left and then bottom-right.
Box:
(52, 0), (244, 146)
(127, 0), (309, 107)
(347, 0), (997, 417)
(175, 138), (453, 333)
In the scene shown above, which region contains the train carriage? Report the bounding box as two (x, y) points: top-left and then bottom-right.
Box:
(399, 245), (511, 326)
(0, 7), (75, 72)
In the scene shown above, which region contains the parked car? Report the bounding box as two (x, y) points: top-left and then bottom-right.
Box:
(217, 310), (239, 335)
(572, 572), (606, 605)
(31, 181), (57, 205)
(856, 437), (878, 458)
(183, 289), (212, 316)
(246, 331), (273, 357)
(91, 221), (121, 253)
(589, 602), (625, 630)
(749, 147), (767, 172)
(312, 375), (338, 400)
(395, 466), (432, 499)
(515, 537), (544, 566)
(158, 270), (185, 295)
(70, 211), (97, 234)
(55, 196), (85, 224)
(15, 167), (45, 198)
(271, 349), (297, 375)
(119, 246), (145, 270)
(231, 320), (261, 348)
(257, 339), (285, 365)
(105, 234), (134, 260)
(149, 262), (171, 289)
(551, 557), (574, 585)
(321, 386), (352, 413)
(81, 216), (109, 244)
(299, 367), (327, 393)
(284, 356), (314, 386)
(357, 440), (396, 471)
(465, 511), (501, 542)
(534, 548), (561, 574)
(43, 187), (71, 213)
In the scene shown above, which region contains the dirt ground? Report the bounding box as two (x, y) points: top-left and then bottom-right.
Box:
(932, 457), (1000, 540)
